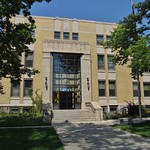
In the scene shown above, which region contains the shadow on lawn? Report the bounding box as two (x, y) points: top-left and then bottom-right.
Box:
(0, 115), (50, 127)
(0, 127), (63, 150)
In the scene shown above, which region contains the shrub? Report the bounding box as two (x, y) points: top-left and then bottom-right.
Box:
(29, 89), (43, 116)
(103, 112), (119, 120)
(127, 102), (139, 117)
(120, 101), (146, 118)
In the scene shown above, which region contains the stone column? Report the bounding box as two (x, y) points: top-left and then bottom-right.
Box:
(42, 52), (51, 107)
(81, 54), (92, 109)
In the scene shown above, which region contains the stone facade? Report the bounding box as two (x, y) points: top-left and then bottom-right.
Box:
(0, 16), (150, 115)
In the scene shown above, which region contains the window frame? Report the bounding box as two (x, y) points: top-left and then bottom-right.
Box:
(72, 33), (78, 40)
(98, 80), (106, 97)
(108, 55), (115, 70)
(98, 55), (105, 70)
(133, 82), (138, 97)
(54, 31), (61, 39)
(11, 82), (20, 97)
(25, 52), (34, 68)
(24, 79), (33, 97)
(63, 32), (70, 40)
(96, 34), (104, 45)
(31, 30), (35, 38)
(106, 35), (111, 42)
(109, 80), (116, 97)
(143, 82), (150, 97)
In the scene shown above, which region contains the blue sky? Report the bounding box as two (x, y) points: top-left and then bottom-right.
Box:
(31, 0), (142, 23)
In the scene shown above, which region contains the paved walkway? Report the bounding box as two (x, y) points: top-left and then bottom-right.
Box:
(52, 121), (150, 150)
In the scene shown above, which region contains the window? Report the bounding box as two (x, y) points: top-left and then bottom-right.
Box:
(108, 55), (115, 70)
(24, 79), (33, 96)
(98, 81), (106, 96)
(53, 53), (81, 109)
(110, 105), (118, 112)
(25, 52), (33, 67)
(109, 81), (116, 96)
(10, 107), (19, 114)
(144, 83), (150, 97)
(133, 82), (138, 97)
(31, 31), (35, 38)
(144, 68), (150, 73)
(11, 82), (20, 97)
(96, 35), (103, 45)
(72, 33), (78, 40)
(63, 32), (70, 40)
(102, 106), (107, 113)
(98, 55), (105, 70)
(54, 31), (60, 39)
(106, 35), (111, 41)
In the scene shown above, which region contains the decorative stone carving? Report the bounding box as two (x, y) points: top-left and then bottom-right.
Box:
(43, 39), (90, 54)
(64, 20), (70, 32)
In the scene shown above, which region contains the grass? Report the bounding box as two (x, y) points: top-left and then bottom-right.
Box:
(0, 114), (64, 150)
(116, 120), (150, 138)
(0, 128), (64, 150)
(0, 114), (50, 127)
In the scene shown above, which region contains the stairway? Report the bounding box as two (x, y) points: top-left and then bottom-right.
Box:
(52, 109), (96, 123)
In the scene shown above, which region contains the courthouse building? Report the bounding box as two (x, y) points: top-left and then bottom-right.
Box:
(0, 16), (150, 121)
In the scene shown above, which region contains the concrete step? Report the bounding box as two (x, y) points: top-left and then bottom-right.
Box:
(52, 109), (95, 122)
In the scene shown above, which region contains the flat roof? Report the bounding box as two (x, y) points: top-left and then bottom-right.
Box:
(16, 15), (117, 25)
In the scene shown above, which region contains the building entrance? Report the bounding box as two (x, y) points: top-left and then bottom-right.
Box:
(53, 53), (81, 110)
(59, 91), (72, 109)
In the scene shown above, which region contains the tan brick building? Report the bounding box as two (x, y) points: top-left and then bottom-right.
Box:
(0, 16), (150, 121)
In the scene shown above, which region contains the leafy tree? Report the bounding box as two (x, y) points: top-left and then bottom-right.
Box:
(108, 0), (150, 120)
(0, 0), (51, 93)
(135, 0), (150, 35)
(108, 0), (150, 78)
(109, 19), (150, 78)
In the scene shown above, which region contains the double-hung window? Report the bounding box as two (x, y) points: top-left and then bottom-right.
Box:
(25, 52), (33, 68)
(31, 31), (35, 38)
(11, 82), (20, 97)
(133, 82), (138, 97)
(98, 81), (106, 96)
(106, 35), (111, 41)
(108, 55), (115, 70)
(96, 35), (103, 45)
(98, 55), (105, 70)
(109, 81), (116, 96)
(72, 33), (78, 40)
(63, 32), (70, 40)
(24, 79), (33, 96)
(143, 83), (150, 97)
(54, 31), (60, 39)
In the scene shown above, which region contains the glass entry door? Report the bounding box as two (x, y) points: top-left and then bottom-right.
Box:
(53, 53), (81, 110)
(59, 91), (72, 109)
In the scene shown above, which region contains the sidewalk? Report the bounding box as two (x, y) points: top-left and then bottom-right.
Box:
(52, 120), (150, 150)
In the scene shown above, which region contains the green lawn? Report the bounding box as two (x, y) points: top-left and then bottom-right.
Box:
(0, 114), (50, 127)
(0, 114), (64, 150)
(116, 120), (150, 138)
(0, 128), (64, 150)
